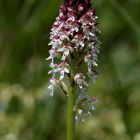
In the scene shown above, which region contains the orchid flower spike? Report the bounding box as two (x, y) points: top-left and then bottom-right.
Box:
(47, 0), (100, 121)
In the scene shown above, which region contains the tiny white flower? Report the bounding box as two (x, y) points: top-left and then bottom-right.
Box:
(48, 78), (60, 96)
(59, 62), (70, 80)
(74, 73), (88, 89)
(46, 48), (58, 64)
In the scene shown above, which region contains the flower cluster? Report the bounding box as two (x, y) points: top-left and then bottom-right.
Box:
(47, 0), (100, 121)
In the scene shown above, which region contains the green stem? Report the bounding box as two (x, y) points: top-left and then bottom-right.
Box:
(67, 83), (76, 140)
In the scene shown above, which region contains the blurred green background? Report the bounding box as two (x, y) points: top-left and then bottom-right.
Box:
(0, 0), (140, 140)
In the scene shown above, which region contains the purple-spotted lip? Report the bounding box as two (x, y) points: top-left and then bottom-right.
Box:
(49, 48), (57, 53)
(50, 63), (59, 68)
(74, 73), (86, 80)
(50, 77), (59, 84)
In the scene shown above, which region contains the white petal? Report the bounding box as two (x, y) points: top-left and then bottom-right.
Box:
(57, 48), (64, 52)
(46, 56), (52, 60)
(61, 54), (66, 61)
(60, 71), (65, 80)
(48, 85), (53, 89)
(48, 70), (53, 74)
(80, 42), (84, 47)
(93, 61), (98, 66)
(89, 32), (95, 36)
(65, 49), (69, 56)
(48, 42), (52, 45)
(50, 87), (54, 96)
(64, 68), (69, 73)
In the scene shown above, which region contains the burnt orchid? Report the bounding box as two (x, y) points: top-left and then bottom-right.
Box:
(47, 0), (100, 139)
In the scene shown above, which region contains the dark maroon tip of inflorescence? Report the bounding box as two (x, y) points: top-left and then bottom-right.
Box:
(64, 0), (77, 6)
(64, 0), (91, 6)
(78, 0), (90, 4)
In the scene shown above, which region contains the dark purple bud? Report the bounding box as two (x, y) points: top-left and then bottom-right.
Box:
(60, 4), (68, 12)
(59, 15), (67, 20)
(77, 4), (87, 12)
(85, 0), (90, 4)
(64, 0), (77, 6)
(78, 0), (85, 4)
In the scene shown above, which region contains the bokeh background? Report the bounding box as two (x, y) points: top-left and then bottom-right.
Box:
(0, 0), (140, 140)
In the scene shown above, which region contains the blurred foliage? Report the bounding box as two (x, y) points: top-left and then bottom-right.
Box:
(0, 0), (140, 140)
